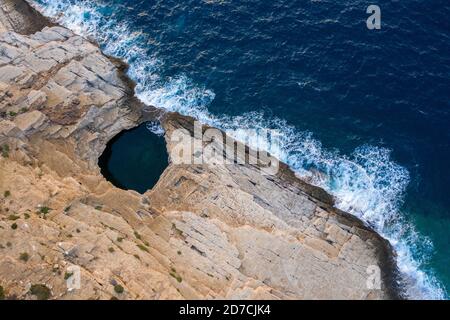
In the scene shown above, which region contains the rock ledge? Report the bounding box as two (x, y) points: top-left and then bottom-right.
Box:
(0, 0), (401, 300)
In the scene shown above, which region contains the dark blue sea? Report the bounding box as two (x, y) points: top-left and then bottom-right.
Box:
(30, 0), (450, 299)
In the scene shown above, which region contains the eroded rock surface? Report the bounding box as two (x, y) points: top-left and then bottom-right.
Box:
(0, 1), (401, 300)
(0, 0), (50, 34)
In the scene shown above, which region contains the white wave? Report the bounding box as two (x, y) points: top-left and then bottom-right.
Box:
(29, 0), (447, 299)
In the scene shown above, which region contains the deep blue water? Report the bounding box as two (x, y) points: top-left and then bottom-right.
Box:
(31, 0), (450, 299)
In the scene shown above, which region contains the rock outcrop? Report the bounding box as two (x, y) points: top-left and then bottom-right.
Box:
(0, 0), (401, 300)
(0, 0), (50, 35)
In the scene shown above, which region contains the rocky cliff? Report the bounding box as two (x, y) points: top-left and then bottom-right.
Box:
(0, 0), (401, 300)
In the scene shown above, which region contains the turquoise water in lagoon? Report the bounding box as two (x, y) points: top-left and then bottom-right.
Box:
(31, 0), (450, 299)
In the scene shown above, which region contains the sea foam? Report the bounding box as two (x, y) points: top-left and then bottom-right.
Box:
(29, 0), (446, 299)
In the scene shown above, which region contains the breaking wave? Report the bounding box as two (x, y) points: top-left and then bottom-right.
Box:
(29, 0), (446, 299)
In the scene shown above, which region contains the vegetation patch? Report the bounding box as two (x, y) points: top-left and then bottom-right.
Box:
(1, 145), (9, 158)
(170, 270), (183, 283)
(64, 272), (73, 280)
(29, 284), (51, 300)
(19, 252), (29, 262)
(8, 214), (20, 221)
(39, 207), (51, 215)
(113, 284), (124, 294)
(11, 223), (17, 230)
(137, 244), (149, 253)
(4, 190), (11, 198)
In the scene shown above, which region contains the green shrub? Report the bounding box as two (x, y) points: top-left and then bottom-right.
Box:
(4, 190), (11, 198)
(170, 271), (183, 283)
(8, 214), (20, 221)
(134, 231), (142, 240)
(108, 247), (115, 253)
(39, 207), (50, 215)
(8, 111), (17, 117)
(11, 223), (17, 230)
(29, 284), (51, 300)
(117, 237), (124, 242)
(19, 252), (29, 262)
(1, 145), (9, 158)
(113, 284), (124, 294)
(24, 213), (30, 219)
(137, 244), (149, 253)
(64, 272), (73, 280)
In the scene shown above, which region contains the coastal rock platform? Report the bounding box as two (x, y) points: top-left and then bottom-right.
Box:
(0, 0), (401, 300)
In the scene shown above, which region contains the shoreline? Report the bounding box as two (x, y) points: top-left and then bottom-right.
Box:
(0, 0), (403, 299)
